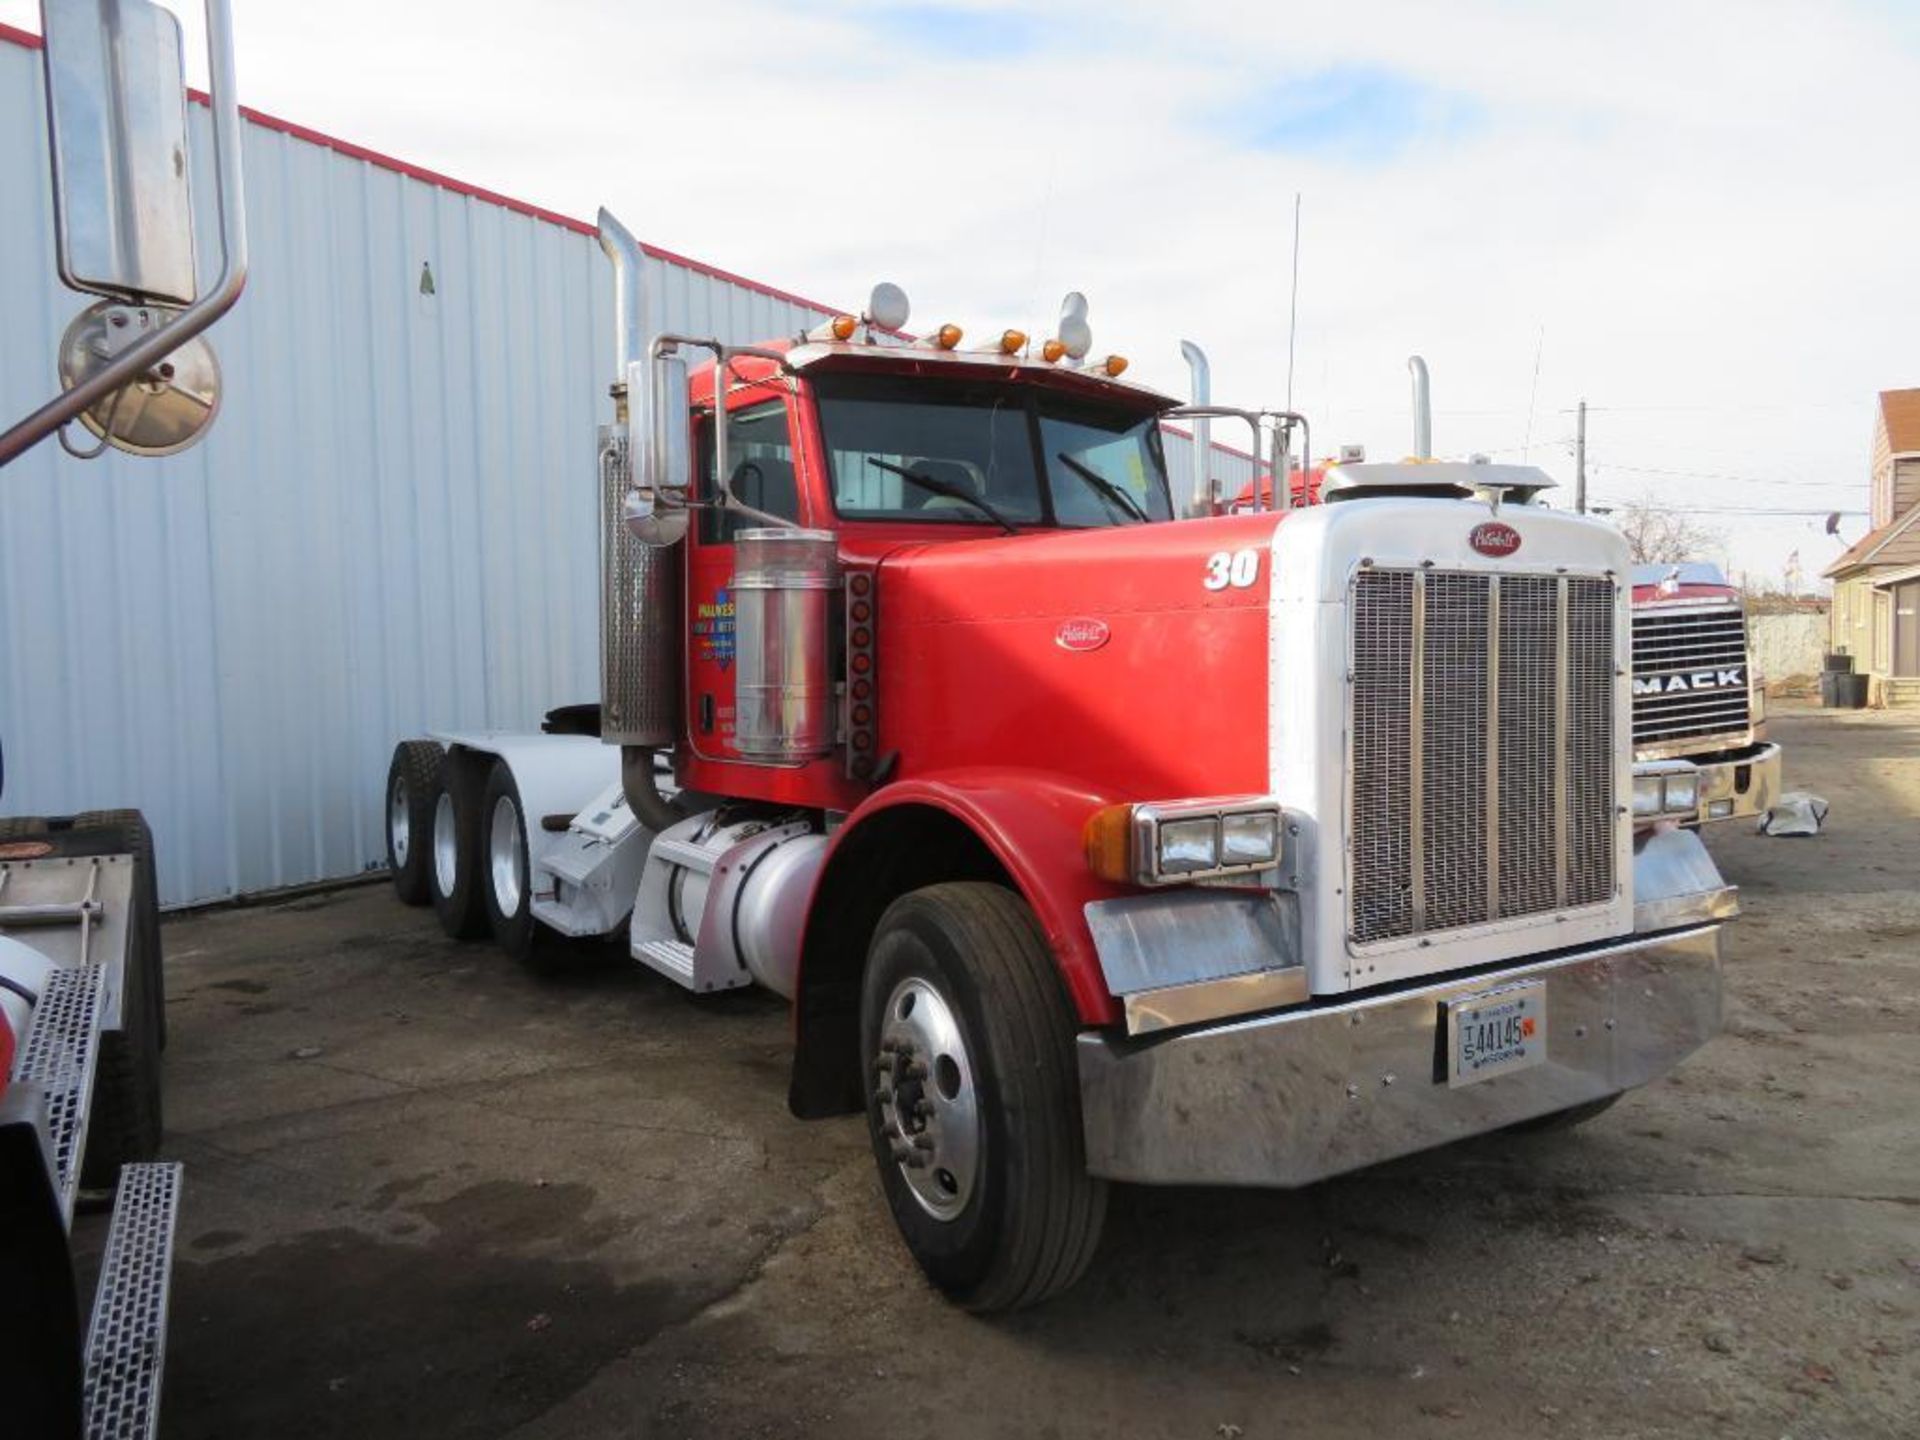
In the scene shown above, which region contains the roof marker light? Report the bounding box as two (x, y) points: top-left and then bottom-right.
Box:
(934, 323), (963, 350)
(1101, 355), (1128, 378)
(999, 329), (1027, 355)
(1042, 338), (1068, 363)
(831, 314), (857, 341)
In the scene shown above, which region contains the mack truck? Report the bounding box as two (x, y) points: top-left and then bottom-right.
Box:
(3, 0), (249, 1431)
(384, 209), (1737, 1312)
(1630, 561), (1782, 825)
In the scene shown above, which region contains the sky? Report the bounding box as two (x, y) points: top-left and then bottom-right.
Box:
(7, 0), (1916, 587)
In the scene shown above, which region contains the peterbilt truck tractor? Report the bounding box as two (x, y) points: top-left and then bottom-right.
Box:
(3, 1), (248, 1432)
(386, 207), (1738, 1312)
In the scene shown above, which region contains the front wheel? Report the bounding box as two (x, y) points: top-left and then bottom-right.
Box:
(861, 883), (1107, 1313)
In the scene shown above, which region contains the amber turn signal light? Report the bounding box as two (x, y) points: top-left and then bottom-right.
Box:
(1082, 803), (1137, 884)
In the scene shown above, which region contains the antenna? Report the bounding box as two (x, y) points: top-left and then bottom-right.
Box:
(1285, 192), (1302, 413)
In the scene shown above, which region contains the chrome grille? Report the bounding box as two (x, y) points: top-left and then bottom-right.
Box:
(1349, 569), (1618, 946)
(1631, 604), (1750, 747)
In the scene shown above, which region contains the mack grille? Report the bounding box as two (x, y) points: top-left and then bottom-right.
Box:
(1631, 604), (1751, 747)
(1350, 569), (1617, 946)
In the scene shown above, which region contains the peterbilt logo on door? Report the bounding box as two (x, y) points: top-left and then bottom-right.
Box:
(1469, 521), (1522, 557)
(1633, 667), (1747, 695)
(1055, 618), (1111, 652)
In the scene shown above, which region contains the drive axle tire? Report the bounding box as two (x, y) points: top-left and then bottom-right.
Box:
(860, 883), (1107, 1313)
(429, 756), (489, 940)
(480, 760), (564, 968)
(385, 740), (444, 906)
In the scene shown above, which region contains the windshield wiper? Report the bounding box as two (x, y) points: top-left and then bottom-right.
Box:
(1054, 451), (1149, 523)
(865, 457), (1019, 534)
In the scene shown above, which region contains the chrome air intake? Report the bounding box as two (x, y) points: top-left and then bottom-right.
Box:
(732, 528), (841, 761)
(1348, 568), (1617, 945)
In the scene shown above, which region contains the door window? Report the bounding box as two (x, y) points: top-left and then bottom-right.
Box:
(698, 400), (800, 544)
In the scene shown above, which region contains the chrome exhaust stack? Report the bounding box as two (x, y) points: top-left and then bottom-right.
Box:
(1408, 354), (1432, 460)
(1180, 340), (1212, 515)
(596, 208), (682, 829)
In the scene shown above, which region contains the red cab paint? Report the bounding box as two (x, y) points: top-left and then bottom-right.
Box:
(1055, 618), (1111, 651)
(1469, 521), (1522, 557)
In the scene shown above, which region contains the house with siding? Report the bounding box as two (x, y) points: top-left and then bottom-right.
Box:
(1826, 389), (1920, 702)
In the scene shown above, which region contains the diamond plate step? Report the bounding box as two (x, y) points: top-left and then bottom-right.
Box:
(634, 937), (696, 987)
(10, 964), (104, 1222)
(82, 1162), (182, 1440)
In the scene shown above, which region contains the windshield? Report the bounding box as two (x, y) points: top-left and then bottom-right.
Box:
(814, 374), (1174, 528)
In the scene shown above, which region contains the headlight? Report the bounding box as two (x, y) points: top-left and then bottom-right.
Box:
(1220, 810), (1280, 866)
(1084, 797), (1286, 886)
(1157, 818), (1219, 874)
(1632, 764), (1701, 823)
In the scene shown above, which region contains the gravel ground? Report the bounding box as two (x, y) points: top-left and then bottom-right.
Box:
(113, 703), (1917, 1439)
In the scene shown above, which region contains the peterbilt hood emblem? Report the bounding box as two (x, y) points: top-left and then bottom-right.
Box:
(1469, 521), (1522, 557)
(1055, 617), (1111, 652)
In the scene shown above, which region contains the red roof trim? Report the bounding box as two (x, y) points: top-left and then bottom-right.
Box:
(0, 19), (838, 320)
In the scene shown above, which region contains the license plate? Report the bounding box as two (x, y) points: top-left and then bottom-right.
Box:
(1445, 981), (1547, 1088)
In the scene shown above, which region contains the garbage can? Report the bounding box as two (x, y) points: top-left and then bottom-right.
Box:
(1836, 672), (1869, 709)
(1823, 651), (1855, 673)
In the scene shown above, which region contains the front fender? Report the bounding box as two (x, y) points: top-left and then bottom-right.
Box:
(806, 769), (1130, 1026)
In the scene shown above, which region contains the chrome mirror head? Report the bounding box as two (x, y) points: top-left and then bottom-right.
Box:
(622, 486), (690, 547)
(58, 301), (220, 456)
(43, 0), (199, 305)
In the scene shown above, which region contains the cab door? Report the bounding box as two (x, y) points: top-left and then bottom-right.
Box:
(684, 391), (808, 760)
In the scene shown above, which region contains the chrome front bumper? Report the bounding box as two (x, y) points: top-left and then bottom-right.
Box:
(1689, 741), (1782, 824)
(1076, 830), (1733, 1188)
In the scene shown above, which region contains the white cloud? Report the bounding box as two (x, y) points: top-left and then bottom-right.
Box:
(7, 0), (1912, 579)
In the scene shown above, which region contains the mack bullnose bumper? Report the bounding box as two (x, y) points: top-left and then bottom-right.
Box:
(1076, 831), (1732, 1188)
(1688, 740), (1782, 825)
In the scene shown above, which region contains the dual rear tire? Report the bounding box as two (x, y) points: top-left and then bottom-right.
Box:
(385, 742), (551, 963)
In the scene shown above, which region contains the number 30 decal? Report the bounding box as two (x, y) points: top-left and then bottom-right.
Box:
(1204, 548), (1261, 590)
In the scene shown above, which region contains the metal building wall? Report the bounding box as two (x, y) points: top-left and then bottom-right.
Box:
(0, 32), (832, 905)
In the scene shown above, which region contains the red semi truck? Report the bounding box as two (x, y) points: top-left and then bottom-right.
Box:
(386, 210), (1737, 1311)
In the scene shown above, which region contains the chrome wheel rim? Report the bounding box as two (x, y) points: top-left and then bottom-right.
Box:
(432, 791), (459, 898)
(488, 793), (524, 917)
(873, 976), (980, 1221)
(388, 777), (410, 867)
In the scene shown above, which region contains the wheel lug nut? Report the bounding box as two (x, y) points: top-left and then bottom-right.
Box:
(903, 1061), (929, 1081)
(875, 1085), (894, 1103)
(913, 1099), (934, 1118)
(904, 1154), (929, 1169)
(880, 1037), (901, 1053)
(912, 1134), (935, 1151)
(890, 1143), (912, 1162)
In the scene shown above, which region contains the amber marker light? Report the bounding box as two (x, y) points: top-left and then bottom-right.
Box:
(830, 314), (858, 341)
(935, 323), (964, 349)
(999, 329), (1028, 355)
(1082, 803), (1137, 884)
(1102, 355), (1129, 377)
(1042, 338), (1068, 363)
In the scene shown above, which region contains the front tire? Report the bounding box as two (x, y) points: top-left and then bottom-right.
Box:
(861, 883), (1107, 1313)
(428, 756), (488, 940)
(386, 740), (444, 906)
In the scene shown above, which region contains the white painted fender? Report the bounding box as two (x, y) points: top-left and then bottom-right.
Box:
(428, 730), (622, 876)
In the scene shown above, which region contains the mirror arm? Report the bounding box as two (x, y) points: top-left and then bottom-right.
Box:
(0, 0), (249, 468)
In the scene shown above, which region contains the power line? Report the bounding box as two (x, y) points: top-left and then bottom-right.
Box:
(1589, 499), (1864, 517)
(1587, 459), (1853, 490)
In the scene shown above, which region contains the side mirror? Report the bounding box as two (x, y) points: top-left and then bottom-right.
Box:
(45, 0), (198, 305)
(0, 0), (248, 467)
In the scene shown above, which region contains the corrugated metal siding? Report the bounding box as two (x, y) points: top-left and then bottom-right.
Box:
(0, 38), (830, 905)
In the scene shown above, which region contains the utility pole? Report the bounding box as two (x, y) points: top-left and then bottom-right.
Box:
(1574, 399), (1587, 513)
